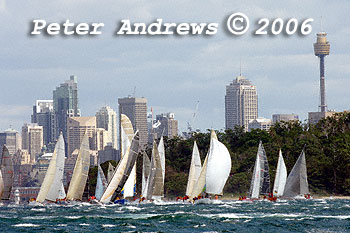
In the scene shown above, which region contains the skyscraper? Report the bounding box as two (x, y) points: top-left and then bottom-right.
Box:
(118, 97), (148, 149)
(96, 106), (118, 149)
(0, 128), (22, 155)
(53, 75), (80, 143)
(154, 112), (178, 139)
(31, 100), (55, 146)
(225, 75), (258, 131)
(21, 123), (43, 162)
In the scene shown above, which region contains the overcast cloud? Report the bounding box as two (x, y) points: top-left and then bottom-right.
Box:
(0, 1), (349, 132)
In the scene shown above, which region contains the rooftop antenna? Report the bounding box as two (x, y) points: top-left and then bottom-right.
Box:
(239, 57), (242, 76)
(320, 16), (324, 32)
(133, 86), (136, 98)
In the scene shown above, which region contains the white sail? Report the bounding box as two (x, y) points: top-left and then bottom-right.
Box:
(205, 138), (231, 195)
(186, 141), (202, 196)
(121, 114), (136, 198)
(66, 133), (90, 201)
(141, 153), (151, 197)
(146, 141), (163, 200)
(37, 134), (66, 202)
(158, 136), (165, 186)
(100, 131), (139, 203)
(95, 164), (108, 200)
(249, 152), (261, 199)
(283, 150), (309, 198)
(249, 142), (270, 199)
(273, 150), (287, 197)
(107, 163), (115, 184)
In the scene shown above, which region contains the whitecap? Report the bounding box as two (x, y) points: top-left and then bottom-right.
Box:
(102, 224), (115, 228)
(13, 223), (40, 227)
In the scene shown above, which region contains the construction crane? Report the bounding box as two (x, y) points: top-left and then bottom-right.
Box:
(187, 101), (199, 132)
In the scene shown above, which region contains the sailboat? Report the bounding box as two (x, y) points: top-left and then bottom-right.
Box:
(141, 152), (151, 198)
(248, 141), (270, 200)
(282, 150), (310, 199)
(120, 114), (137, 199)
(99, 131), (139, 203)
(95, 164), (108, 201)
(272, 149), (287, 197)
(158, 136), (165, 193)
(36, 133), (66, 203)
(190, 130), (231, 202)
(107, 162), (115, 184)
(66, 133), (90, 201)
(145, 141), (164, 201)
(0, 146), (14, 201)
(186, 141), (202, 197)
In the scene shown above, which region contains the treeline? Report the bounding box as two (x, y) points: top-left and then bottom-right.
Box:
(89, 112), (350, 197)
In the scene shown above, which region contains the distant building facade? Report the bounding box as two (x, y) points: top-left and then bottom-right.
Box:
(225, 75), (258, 131)
(0, 128), (22, 155)
(96, 106), (118, 149)
(248, 117), (272, 131)
(53, 75), (81, 143)
(118, 97), (148, 149)
(272, 114), (299, 124)
(98, 143), (120, 164)
(21, 123), (43, 163)
(31, 100), (55, 146)
(308, 111), (337, 125)
(154, 112), (178, 139)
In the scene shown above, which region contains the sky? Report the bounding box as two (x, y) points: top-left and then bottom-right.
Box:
(1, 0), (349, 133)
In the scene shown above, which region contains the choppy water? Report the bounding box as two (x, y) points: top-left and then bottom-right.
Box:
(1, 199), (350, 232)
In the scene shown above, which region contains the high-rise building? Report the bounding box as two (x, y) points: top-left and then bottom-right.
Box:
(66, 116), (96, 157)
(118, 97), (148, 149)
(0, 128), (22, 155)
(272, 114), (299, 124)
(154, 112), (178, 139)
(31, 100), (55, 146)
(21, 123), (43, 163)
(53, 75), (80, 143)
(225, 75), (258, 131)
(96, 106), (118, 149)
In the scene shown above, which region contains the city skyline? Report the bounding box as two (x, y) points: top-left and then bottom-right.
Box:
(1, 1), (350, 132)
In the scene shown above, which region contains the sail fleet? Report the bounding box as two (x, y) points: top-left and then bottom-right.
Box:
(0, 114), (312, 205)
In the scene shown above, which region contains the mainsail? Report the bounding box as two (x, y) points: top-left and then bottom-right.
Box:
(158, 136), (165, 188)
(283, 150), (309, 198)
(0, 170), (3, 199)
(141, 152), (151, 197)
(273, 150), (287, 197)
(37, 133), (66, 202)
(120, 114), (136, 198)
(100, 131), (139, 203)
(66, 133), (90, 201)
(249, 141), (270, 199)
(95, 164), (108, 200)
(0, 146), (13, 200)
(146, 141), (164, 200)
(205, 137), (232, 195)
(107, 162), (115, 184)
(186, 141), (202, 196)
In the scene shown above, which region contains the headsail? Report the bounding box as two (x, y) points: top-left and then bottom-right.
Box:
(283, 150), (309, 198)
(37, 133), (66, 202)
(141, 152), (151, 197)
(95, 164), (108, 200)
(205, 137), (231, 195)
(107, 162), (115, 184)
(158, 136), (165, 188)
(120, 114), (136, 198)
(0, 170), (4, 199)
(146, 141), (164, 200)
(186, 141), (202, 196)
(249, 141), (270, 199)
(66, 133), (90, 201)
(273, 150), (287, 197)
(100, 131), (139, 203)
(0, 146), (13, 200)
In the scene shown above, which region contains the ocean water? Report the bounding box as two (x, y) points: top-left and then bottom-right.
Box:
(1, 199), (350, 232)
